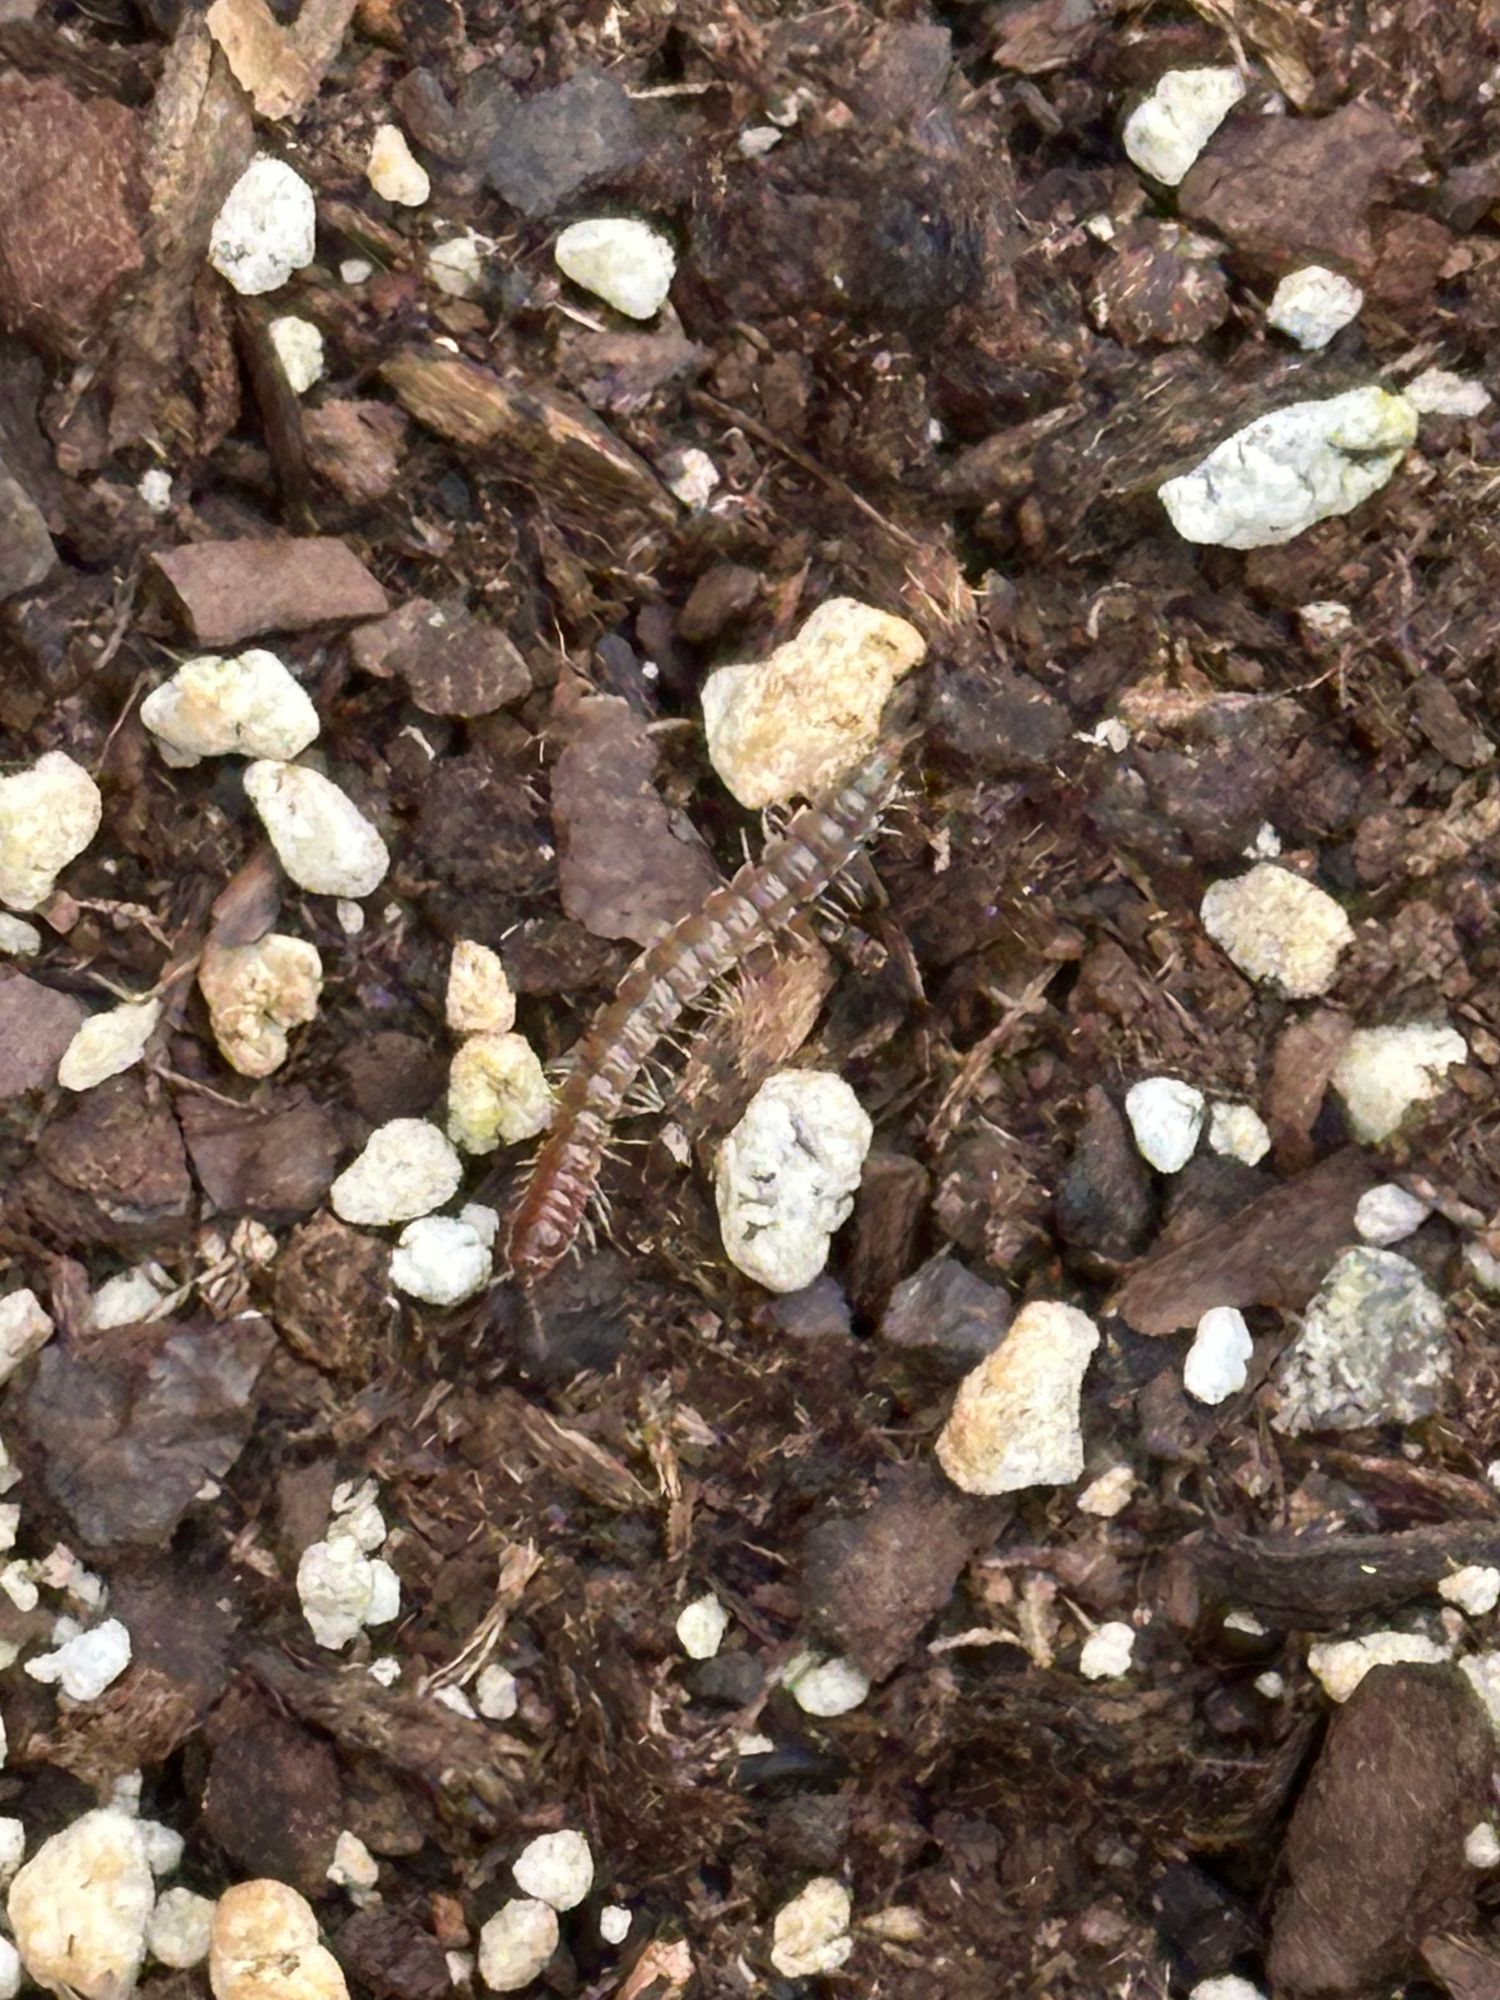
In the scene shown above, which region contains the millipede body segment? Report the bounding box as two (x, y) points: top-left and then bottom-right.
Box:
(504, 736), (905, 1286)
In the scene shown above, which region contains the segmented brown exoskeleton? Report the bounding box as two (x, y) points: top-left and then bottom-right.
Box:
(505, 735), (907, 1286)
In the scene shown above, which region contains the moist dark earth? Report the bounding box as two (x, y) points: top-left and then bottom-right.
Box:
(3, 0), (1500, 1996)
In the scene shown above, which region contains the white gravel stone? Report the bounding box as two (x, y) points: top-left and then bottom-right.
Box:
(1354, 1182), (1432, 1245)
(1439, 1565), (1500, 1617)
(1190, 1979), (1267, 2000)
(1331, 1021), (1467, 1142)
(701, 596), (926, 808)
(0, 916), (40, 955)
(1460, 1652), (1500, 1733)
(139, 469), (173, 513)
(476, 1900), (557, 1992)
(0, 1822), (24, 1886)
(328, 1831), (379, 1892)
(936, 1300), (1099, 1495)
(1076, 1466), (1135, 1517)
(243, 761), (389, 898)
(210, 1879), (348, 2000)
(297, 1536), (401, 1648)
(8, 1808), (154, 2000)
(675, 1594), (730, 1661)
(0, 1937), (19, 2000)
(0, 1289), (53, 1384)
(599, 1906), (631, 1946)
(1406, 368), (1492, 418)
(267, 317), (325, 395)
(1208, 1101), (1271, 1165)
(330, 1117), (462, 1226)
(367, 124), (429, 206)
(1159, 388), (1417, 548)
(90, 1261), (167, 1328)
(390, 1214), (493, 1306)
(1079, 1621), (1135, 1680)
(1124, 1076), (1204, 1172)
(715, 1070), (872, 1292)
(147, 1888), (215, 1969)
(1200, 863), (1353, 998)
(1307, 1630), (1449, 1703)
(427, 231), (488, 299)
(1266, 266), (1363, 350)
(58, 998), (162, 1092)
(25, 1617), (131, 1701)
(209, 157), (317, 296)
(769, 1878), (852, 1979)
(475, 1664), (518, 1720)
(446, 941), (515, 1036)
(0, 751), (103, 911)
(784, 1650), (869, 1717)
(1466, 1823), (1500, 1869)
(1122, 67), (1246, 186)
(140, 1821), (182, 1877)
(447, 1032), (553, 1154)
(1274, 1246), (1448, 1434)
(199, 932), (322, 1078)
(554, 218), (676, 319)
(662, 446), (719, 509)
(512, 1831), (594, 1912)
(1254, 1672), (1285, 1700)
(1183, 1306), (1253, 1405)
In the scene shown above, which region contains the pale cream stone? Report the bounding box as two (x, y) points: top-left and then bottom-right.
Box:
(784, 1651), (869, 1716)
(243, 762), (389, 899)
(447, 1033), (553, 1154)
(210, 159), (317, 297)
(936, 1301), (1099, 1495)
(58, 998), (162, 1092)
(389, 1214), (492, 1306)
(1079, 1621), (1135, 1680)
(0, 752), (102, 911)
(0, 1289), (53, 1384)
(554, 218), (675, 319)
(1200, 863), (1353, 998)
(8, 1809), (154, 2000)
(200, 933), (322, 1077)
(1266, 266), (1363, 350)
(267, 319), (325, 396)
(330, 1117), (463, 1226)
(769, 1878), (852, 1979)
(675, 1594), (730, 1660)
(367, 124), (429, 206)
(716, 1070), (872, 1292)
(446, 940), (516, 1036)
(476, 1900), (557, 1992)
(209, 1879), (348, 2000)
(147, 1888), (216, 1970)
(512, 1831), (593, 1912)
(1331, 1022), (1467, 1142)
(1123, 67), (1245, 186)
(1307, 1629), (1448, 1702)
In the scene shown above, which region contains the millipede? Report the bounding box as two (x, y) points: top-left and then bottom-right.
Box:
(504, 730), (909, 1287)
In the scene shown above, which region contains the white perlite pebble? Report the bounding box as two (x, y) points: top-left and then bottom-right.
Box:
(0, 1939), (16, 2000)
(1200, 863), (1353, 998)
(1076, 1466), (1135, 1517)
(512, 1831), (594, 1912)
(1273, 1246), (1448, 1435)
(1190, 1979), (1267, 2000)
(1254, 1672), (1285, 1700)
(1124, 1077), (1204, 1172)
(210, 157), (317, 297)
(1307, 1630), (1449, 1703)
(390, 1214), (493, 1306)
(1406, 368), (1492, 418)
(244, 761), (389, 898)
(446, 940), (516, 1036)
(328, 1831), (379, 1892)
(0, 916), (40, 955)
(1208, 1101), (1271, 1165)
(784, 1651), (870, 1717)
(211, 1879), (348, 2000)
(936, 1300), (1100, 1495)
(1266, 266), (1364, 350)
(1331, 1022), (1467, 1142)
(58, 998), (162, 1092)
(1439, 1566), (1500, 1617)
(662, 447), (719, 510)
(1183, 1306), (1253, 1405)
(25, 1617), (131, 1701)
(428, 231), (487, 299)
(702, 596), (926, 809)
(331, 1118), (462, 1226)
(599, 1907), (631, 1946)
(8, 1809), (155, 2000)
(0, 1289), (53, 1385)
(0, 1821), (24, 1885)
(267, 317), (325, 395)
(147, 1888), (215, 1969)
(769, 1878), (852, 1979)
(475, 1664), (518, 1720)
(1461, 1653), (1500, 1733)
(716, 1070), (872, 1292)
(367, 123), (429, 206)
(139, 1821), (183, 1877)
(297, 1536), (401, 1648)
(0, 751), (103, 911)
(447, 1032), (553, 1154)
(1079, 1621), (1135, 1680)
(554, 218), (676, 320)
(143, 651), (320, 767)
(1122, 67), (1246, 186)
(477, 1900), (558, 1992)
(1466, 1823), (1500, 1869)
(139, 469), (173, 513)
(199, 932), (322, 1079)
(676, 1594), (730, 1661)
(1160, 388), (1418, 549)
(1354, 1182), (1432, 1245)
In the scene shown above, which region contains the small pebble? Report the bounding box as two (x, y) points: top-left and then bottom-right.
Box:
(1439, 1566), (1500, 1617)
(512, 1831), (594, 1913)
(139, 468), (173, 513)
(243, 761), (389, 898)
(1200, 863), (1353, 998)
(0, 1820), (24, 1885)
(1076, 1466), (1135, 1518)
(209, 157), (317, 296)
(9, 1809), (154, 2000)
(1124, 1076), (1204, 1172)
(0, 915), (41, 954)
(716, 1070), (872, 1292)
(1122, 67), (1246, 186)
(296, 1536), (400, 1649)
(599, 1907), (631, 1946)
(675, 1594), (730, 1661)
(1273, 1246), (1448, 1435)
(1465, 1823), (1500, 1868)
(475, 1664), (518, 1720)
(25, 1617), (131, 1701)
(1207, 1101), (1271, 1166)
(267, 316), (325, 395)
(327, 1831), (379, 1892)
(1222, 1609), (1266, 1638)
(1306, 1630), (1449, 1703)
(1190, 1979), (1267, 2000)
(0, 1289), (53, 1383)
(1406, 368), (1492, 418)
(428, 232), (487, 299)
(367, 124), (429, 206)
(1354, 1182), (1432, 1245)
(1266, 266), (1363, 350)
(936, 1301), (1099, 1495)
(389, 1213), (493, 1306)
(147, 1888), (215, 1970)
(199, 933), (322, 1078)
(446, 940), (516, 1036)
(554, 217), (675, 319)
(340, 258), (373, 285)
(0, 751), (103, 911)
(661, 446), (719, 510)
(210, 1879), (348, 2000)
(142, 650), (319, 767)
(476, 1900), (557, 1993)
(1460, 1652), (1500, 1732)
(1079, 1621), (1135, 1680)
(1183, 1306), (1253, 1405)
(1331, 1022), (1467, 1142)
(1254, 1672), (1286, 1700)
(739, 125), (782, 156)
(784, 1651), (869, 1717)
(58, 998), (161, 1093)
(331, 1118), (463, 1226)
(447, 1032), (553, 1153)
(769, 1878), (852, 1979)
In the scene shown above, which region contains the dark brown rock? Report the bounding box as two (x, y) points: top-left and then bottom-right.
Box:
(337, 1031), (445, 1125)
(336, 1907), (450, 2000)
(928, 664), (1070, 774)
(151, 538), (388, 647)
(847, 1151), (930, 1319)
(178, 1088), (347, 1218)
(483, 69), (642, 219)
(0, 972), (85, 1097)
(349, 597), (530, 717)
(1056, 1086), (1155, 1263)
(20, 1075), (193, 1248)
(878, 1254), (1012, 1380)
(557, 327), (706, 418)
(676, 563), (761, 645)
(1090, 221), (1231, 347)
(272, 1212), (395, 1379)
(303, 400), (407, 504)
(203, 1690), (344, 1897)
(1269, 1665), (1490, 1998)
(1266, 1009), (1352, 1172)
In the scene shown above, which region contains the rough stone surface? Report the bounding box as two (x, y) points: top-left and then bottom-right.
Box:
(1183, 1306), (1253, 1405)
(0, 974), (86, 1098)
(152, 540), (388, 649)
(555, 218), (676, 319)
(389, 1214), (492, 1306)
(199, 932), (323, 1078)
(268, 316), (325, 395)
(769, 1878), (852, 1979)
(367, 124), (429, 206)
(210, 1879), (349, 2000)
(244, 762), (389, 899)
(512, 1832), (593, 1913)
(675, 1595), (729, 1660)
(297, 1536), (400, 1648)
(1272, 1247), (1449, 1435)
(936, 1301), (1099, 1494)
(1122, 67), (1246, 187)
(142, 651), (319, 768)
(349, 599), (530, 718)
(1079, 1621), (1135, 1679)
(58, 998), (162, 1093)
(25, 1616), (131, 1701)
(1354, 1183), (1431, 1245)
(209, 157), (317, 296)
(330, 1119), (462, 1227)
(147, 1887), (215, 1969)
(1331, 1022), (1467, 1142)
(446, 941), (515, 1036)
(447, 1032), (553, 1154)
(1266, 266), (1364, 350)
(784, 1651), (869, 1716)
(716, 1070), (873, 1292)
(0, 462), (54, 600)
(702, 597), (926, 808)
(484, 70), (642, 219)
(0, 1287), (53, 1383)
(0, 752), (103, 912)
(8, 1808), (154, 2000)
(1125, 1076), (1204, 1173)
(1207, 1101), (1271, 1166)
(1200, 864), (1353, 998)
(476, 1900), (557, 1992)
